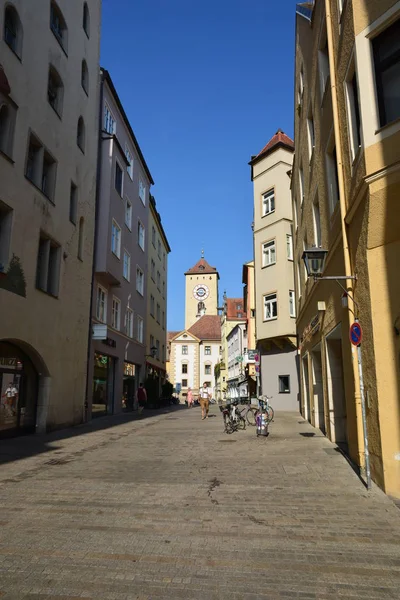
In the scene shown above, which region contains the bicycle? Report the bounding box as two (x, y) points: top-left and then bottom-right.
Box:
(256, 395), (274, 423)
(219, 400), (246, 433)
(238, 398), (258, 426)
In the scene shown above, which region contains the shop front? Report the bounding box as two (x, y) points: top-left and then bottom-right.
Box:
(0, 341), (38, 437)
(123, 361), (136, 411)
(92, 352), (116, 417)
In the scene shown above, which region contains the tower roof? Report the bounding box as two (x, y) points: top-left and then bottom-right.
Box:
(185, 257), (219, 277)
(249, 129), (294, 166)
(188, 315), (221, 341)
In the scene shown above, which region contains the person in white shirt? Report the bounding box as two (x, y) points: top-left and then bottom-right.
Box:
(199, 382), (211, 420)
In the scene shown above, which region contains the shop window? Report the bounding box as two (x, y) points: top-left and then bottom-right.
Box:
(279, 375), (290, 394)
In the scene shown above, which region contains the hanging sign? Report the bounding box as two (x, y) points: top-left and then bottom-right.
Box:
(350, 322), (363, 346)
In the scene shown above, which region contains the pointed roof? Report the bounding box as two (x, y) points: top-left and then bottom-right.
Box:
(185, 257), (219, 277)
(188, 315), (221, 341)
(249, 129), (294, 166)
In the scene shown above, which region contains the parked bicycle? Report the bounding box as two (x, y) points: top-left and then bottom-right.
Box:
(219, 399), (246, 434)
(238, 398), (258, 426)
(256, 395), (274, 423)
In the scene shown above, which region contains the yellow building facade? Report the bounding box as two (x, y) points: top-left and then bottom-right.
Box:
(293, 0), (400, 498)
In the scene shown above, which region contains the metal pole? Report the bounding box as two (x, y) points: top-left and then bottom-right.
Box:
(355, 320), (371, 490)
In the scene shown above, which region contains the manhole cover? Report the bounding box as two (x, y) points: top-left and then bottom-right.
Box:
(218, 439), (237, 443)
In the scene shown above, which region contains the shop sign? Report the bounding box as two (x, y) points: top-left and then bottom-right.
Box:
(244, 350), (257, 364)
(124, 362), (135, 377)
(103, 337), (116, 348)
(92, 324), (107, 340)
(0, 357), (22, 370)
(300, 314), (321, 349)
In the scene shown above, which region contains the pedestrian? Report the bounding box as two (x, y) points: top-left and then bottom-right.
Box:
(187, 387), (193, 408)
(136, 383), (147, 415)
(199, 382), (211, 420)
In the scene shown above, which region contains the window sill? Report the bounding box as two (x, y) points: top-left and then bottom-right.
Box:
(111, 250), (120, 260)
(123, 276), (130, 283)
(69, 218), (77, 226)
(36, 286), (58, 299)
(48, 102), (62, 120)
(25, 176), (55, 205)
(78, 145), (85, 155)
(136, 290), (144, 297)
(82, 86), (89, 97)
(375, 116), (400, 136)
(138, 244), (145, 252)
(0, 149), (15, 165)
(5, 43), (22, 62)
(261, 262), (276, 269)
(279, 391), (290, 394)
(262, 210), (275, 219)
(263, 317), (278, 323)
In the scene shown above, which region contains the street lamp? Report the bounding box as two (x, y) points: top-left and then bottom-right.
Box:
(145, 346), (158, 359)
(302, 247), (357, 282)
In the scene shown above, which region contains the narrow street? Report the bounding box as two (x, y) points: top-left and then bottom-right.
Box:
(0, 407), (399, 600)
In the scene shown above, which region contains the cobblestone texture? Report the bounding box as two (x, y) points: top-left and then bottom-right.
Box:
(0, 407), (399, 599)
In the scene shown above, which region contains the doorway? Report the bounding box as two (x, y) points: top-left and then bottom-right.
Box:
(325, 324), (347, 449)
(302, 354), (311, 422)
(311, 343), (325, 434)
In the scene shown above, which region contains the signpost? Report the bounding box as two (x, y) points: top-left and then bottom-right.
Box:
(350, 319), (371, 490)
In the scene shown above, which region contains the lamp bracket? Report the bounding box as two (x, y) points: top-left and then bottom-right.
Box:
(313, 275), (357, 281)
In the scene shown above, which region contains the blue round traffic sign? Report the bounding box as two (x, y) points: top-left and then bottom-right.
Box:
(350, 322), (363, 346)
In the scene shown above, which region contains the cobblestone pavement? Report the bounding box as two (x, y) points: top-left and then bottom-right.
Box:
(0, 406), (400, 600)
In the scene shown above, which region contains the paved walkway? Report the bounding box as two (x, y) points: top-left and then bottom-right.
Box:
(0, 406), (399, 599)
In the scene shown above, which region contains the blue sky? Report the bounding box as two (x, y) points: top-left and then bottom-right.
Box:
(101, 0), (297, 331)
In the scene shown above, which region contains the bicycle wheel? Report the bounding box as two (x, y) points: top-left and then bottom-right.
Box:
(246, 407), (257, 426)
(266, 406), (274, 423)
(238, 416), (246, 430)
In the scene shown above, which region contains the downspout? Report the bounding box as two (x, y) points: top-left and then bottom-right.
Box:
(84, 70), (104, 422)
(324, 1), (365, 470)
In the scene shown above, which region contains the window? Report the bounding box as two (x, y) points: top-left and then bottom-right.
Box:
(151, 259), (155, 281)
(262, 189), (275, 216)
(125, 198), (132, 229)
(77, 117), (85, 153)
(326, 139), (339, 215)
(373, 18), (400, 127)
(237, 304), (242, 310)
(156, 303), (160, 323)
(299, 167), (304, 205)
(138, 221), (145, 250)
(182, 379), (188, 388)
(78, 217), (84, 260)
(139, 179), (146, 204)
(81, 61), (89, 95)
(279, 375), (290, 394)
(156, 340), (160, 359)
(182, 345), (188, 355)
(123, 250), (130, 281)
(262, 240), (276, 267)
(289, 291), (296, 318)
(96, 286), (107, 322)
(292, 197), (298, 230)
(69, 182), (77, 224)
(182, 363), (188, 374)
(307, 107), (315, 160)
(158, 239), (161, 259)
(125, 307), (133, 337)
(136, 315), (144, 343)
(150, 335), (154, 349)
(263, 293), (277, 321)
(104, 104), (116, 134)
(136, 266), (144, 295)
(0, 102), (16, 159)
(41, 150), (56, 201)
(162, 280), (165, 298)
(286, 234), (293, 260)
(112, 297), (121, 330)
(111, 220), (121, 258)
(36, 234), (61, 297)
(318, 27), (330, 100)
(163, 251), (166, 269)
(83, 2), (90, 37)
(345, 64), (362, 162)
(115, 161), (123, 196)
(205, 346), (211, 355)
(48, 66), (64, 117)
(4, 5), (22, 57)
(157, 270), (161, 290)
(150, 294), (155, 316)
(25, 133), (41, 185)
(162, 310), (165, 329)
(0, 200), (13, 271)
(50, 1), (68, 52)
(205, 364), (211, 375)
(152, 226), (156, 247)
(313, 196), (322, 246)
(125, 145), (133, 179)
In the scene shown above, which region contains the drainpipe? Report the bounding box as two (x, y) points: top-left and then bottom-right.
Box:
(324, 1), (365, 471)
(84, 70), (104, 423)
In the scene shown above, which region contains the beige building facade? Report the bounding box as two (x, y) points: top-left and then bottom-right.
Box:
(0, 0), (101, 434)
(294, 0), (400, 498)
(250, 131), (299, 410)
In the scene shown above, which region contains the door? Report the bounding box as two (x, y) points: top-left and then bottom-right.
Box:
(325, 325), (347, 447)
(312, 344), (325, 434)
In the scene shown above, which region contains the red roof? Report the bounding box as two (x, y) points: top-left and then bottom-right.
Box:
(185, 257), (218, 276)
(188, 315), (221, 341)
(250, 129), (294, 165)
(168, 331), (180, 343)
(225, 298), (246, 320)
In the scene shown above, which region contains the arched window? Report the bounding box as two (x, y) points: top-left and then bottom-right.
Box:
(48, 65), (64, 116)
(50, 1), (68, 53)
(83, 2), (90, 37)
(78, 217), (84, 260)
(81, 60), (89, 95)
(4, 4), (23, 58)
(0, 102), (16, 158)
(77, 117), (85, 152)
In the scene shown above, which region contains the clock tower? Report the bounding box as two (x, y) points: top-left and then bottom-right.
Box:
(184, 253), (219, 330)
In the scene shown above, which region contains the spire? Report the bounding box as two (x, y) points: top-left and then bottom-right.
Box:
(201, 248), (204, 259)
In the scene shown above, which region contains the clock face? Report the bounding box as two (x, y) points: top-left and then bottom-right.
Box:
(193, 284), (210, 301)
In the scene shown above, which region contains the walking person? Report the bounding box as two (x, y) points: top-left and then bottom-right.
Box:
(187, 387), (193, 408)
(199, 382), (211, 420)
(136, 383), (147, 415)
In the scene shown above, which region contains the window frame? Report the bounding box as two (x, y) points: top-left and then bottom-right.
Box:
(286, 234), (293, 261)
(262, 239), (276, 268)
(279, 375), (291, 394)
(263, 293), (278, 322)
(125, 307), (133, 338)
(136, 265), (144, 296)
(111, 219), (121, 258)
(123, 249), (131, 282)
(50, 1), (68, 54)
(137, 220), (145, 251)
(262, 188), (275, 217)
(104, 103), (116, 135)
(125, 198), (132, 230)
(139, 179), (146, 205)
(96, 285), (107, 323)
(83, 2), (90, 38)
(115, 160), (124, 197)
(125, 144), (134, 179)
(289, 290), (296, 318)
(111, 296), (121, 330)
(136, 315), (144, 344)
(182, 345), (188, 355)
(205, 346), (211, 356)
(372, 17), (400, 128)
